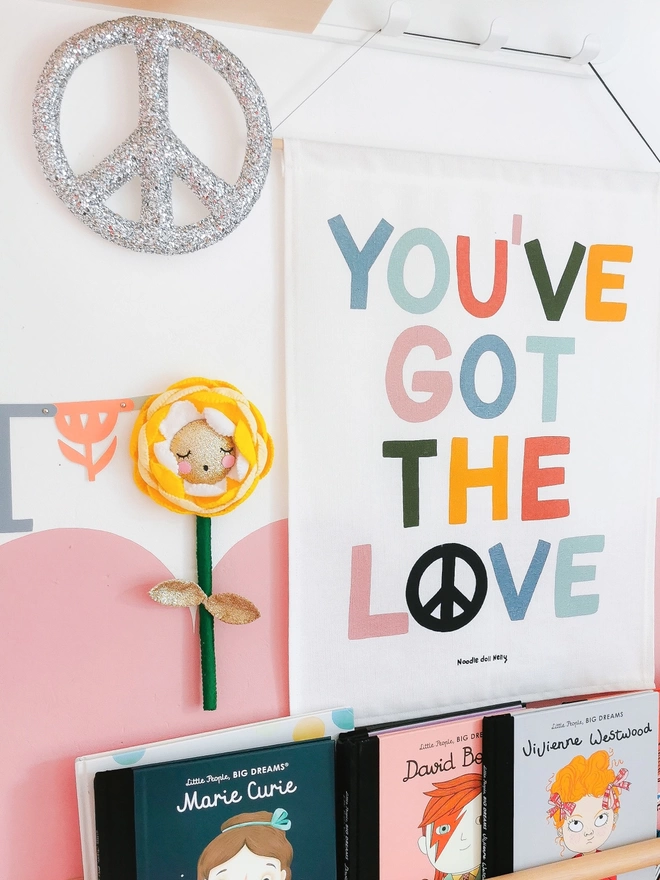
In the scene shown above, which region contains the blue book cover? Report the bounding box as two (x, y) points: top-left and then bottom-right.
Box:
(96, 738), (336, 880)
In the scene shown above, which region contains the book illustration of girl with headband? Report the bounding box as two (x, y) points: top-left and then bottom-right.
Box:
(197, 808), (293, 880)
(548, 750), (630, 880)
(417, 773), (482, 880)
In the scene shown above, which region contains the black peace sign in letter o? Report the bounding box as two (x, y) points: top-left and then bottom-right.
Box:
(406, 543), (488, 633)
(33, 17), (272, 255)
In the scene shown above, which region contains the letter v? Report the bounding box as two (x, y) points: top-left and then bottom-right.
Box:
(524, 240), (586, 321)
(488, 540), (551, 620)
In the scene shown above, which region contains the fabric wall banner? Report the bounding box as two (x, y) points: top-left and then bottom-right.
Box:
(285, 139), (660, 725)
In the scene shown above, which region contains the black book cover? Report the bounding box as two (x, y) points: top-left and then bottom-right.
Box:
(356, 734), (379, 880)
(335, 729), (366, 880)
(481, 712), (514, 878)
(94, 765), (137, 880)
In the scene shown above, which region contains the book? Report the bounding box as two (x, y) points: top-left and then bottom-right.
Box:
(77, 707), (353, 880)
(335, 701), (520, 880)
(482, 690), (659, 879)
(94, 737), (337, 880)
(378, 714), (485, 880)
(656, 690), (660, 839)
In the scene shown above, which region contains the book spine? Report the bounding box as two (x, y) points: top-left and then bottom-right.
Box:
(481, 713), (514, 878)
(336, 732), (364, 880)
(356, 736), (379, 880)
(335, 735), (352, 880)
(93, 768), (137, 880)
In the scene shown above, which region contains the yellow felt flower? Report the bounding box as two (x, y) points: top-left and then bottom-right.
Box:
(130, 377), (273, 515)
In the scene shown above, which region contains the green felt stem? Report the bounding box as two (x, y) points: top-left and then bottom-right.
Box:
(196, 515), (217, 711)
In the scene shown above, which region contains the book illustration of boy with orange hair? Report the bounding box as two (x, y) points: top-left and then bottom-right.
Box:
(417, 773), (482, 880)
(548, 750), (630, 880)
(197, 808), (293, 880)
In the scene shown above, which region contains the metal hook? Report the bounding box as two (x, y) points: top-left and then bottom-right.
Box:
(382, 1), (412, 38)
(569, 33), (601, 65)
(479, 17), (510, 52)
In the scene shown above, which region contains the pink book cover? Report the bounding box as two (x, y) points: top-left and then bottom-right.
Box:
(378, 716), (483, 880)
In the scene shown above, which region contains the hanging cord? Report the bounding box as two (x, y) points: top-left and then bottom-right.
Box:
(272, 28), (381, 132)
(272, 36), (660, 165)
(588, 62), (660, 165)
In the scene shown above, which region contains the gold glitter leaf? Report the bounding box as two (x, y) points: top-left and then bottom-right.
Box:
(150, 580), (206, 607)
(203, 593), (260, 625)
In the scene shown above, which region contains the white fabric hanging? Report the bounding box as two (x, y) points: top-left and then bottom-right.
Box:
(285, 138), (660, 724)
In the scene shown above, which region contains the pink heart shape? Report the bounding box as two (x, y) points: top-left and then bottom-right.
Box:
(0, 521), (288, 880)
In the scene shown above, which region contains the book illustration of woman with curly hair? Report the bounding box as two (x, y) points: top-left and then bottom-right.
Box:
(548, 750), (630, 880)
(417, 773), (482, 880)
(197, 808), (293, 880)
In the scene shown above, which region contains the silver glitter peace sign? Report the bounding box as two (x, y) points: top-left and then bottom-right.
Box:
(33, 17), (272, 255)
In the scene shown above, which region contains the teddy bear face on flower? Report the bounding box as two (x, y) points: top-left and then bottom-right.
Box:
(152, 400), (249, 500)
(169, 419), (236, 485)
(131, 378), (273, 516)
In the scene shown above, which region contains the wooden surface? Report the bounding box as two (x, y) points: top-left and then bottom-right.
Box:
(495, 837), (660, 880)
(74, 0), (333, 32)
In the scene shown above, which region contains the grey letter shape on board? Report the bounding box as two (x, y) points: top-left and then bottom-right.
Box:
(0, 404), (56, 533)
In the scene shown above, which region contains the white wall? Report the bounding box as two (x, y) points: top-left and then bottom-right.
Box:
(3, 0), (659, 568)
(2, 0), (660, 876)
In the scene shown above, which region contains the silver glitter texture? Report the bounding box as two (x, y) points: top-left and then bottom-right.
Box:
(32, 17), (272, 255)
